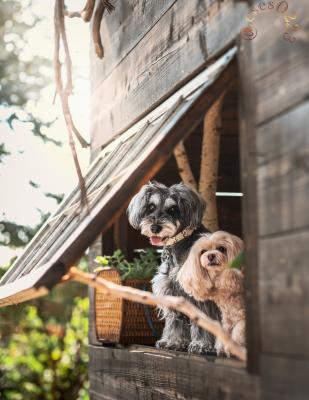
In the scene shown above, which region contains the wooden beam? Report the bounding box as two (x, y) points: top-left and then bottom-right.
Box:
(91, 0), (247, 148)
(199, 92), (225, 230)
(89, 345), (260, 400)
(238, 36), (261, 374)
(173, 141), (197, 190)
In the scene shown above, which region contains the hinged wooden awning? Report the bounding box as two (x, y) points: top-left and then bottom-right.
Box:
(0, 47), (237, 307)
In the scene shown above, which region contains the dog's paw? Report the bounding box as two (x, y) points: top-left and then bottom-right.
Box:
(167, 340), (189, 351)
(156, 339), (188, 351)
(155, 339), (169, 349)
(188, 341), (214, 355)
(215, 339), (230, 357)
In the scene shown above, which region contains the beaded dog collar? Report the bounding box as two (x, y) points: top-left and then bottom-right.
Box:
(162, 227), (194, 247)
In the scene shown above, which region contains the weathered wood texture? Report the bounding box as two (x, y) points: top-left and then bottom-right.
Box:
(261, 356), (309, 400)
(90, 0), (247, 149)
(257, 101), (309, 237)
(239, 0), (309, 397)
(248, 4), (309, 125)
(238, 37), (260, 374)
(89, 345), (261, 400)
(88, 237), (103, 346)
(259, 231), (309, 357)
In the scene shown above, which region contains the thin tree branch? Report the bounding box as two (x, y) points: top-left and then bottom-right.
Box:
(54, 0), (89, 210)
(64, 267), (247, 362)
(81, 0), (96, 22)
(57, 0), (89, 148)
(64, 10), (82, 18)
(92, 0), (105, 59)
(174, 141), (198, 190)
(58, 0), (73, 96)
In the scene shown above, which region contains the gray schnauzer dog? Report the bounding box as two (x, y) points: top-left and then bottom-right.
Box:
(127, 181), (220, 354)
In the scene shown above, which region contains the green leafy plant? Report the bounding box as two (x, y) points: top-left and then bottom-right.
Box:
(0, 298), (89, 400)
(229, 252), (245, 270)
(95, 249), (160, 281)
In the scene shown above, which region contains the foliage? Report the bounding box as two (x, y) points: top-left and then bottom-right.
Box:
(0, 297), (89, 400)
(0, 143), (10, 163)
(0, 210), (50, 247)
(229, 252), (245, 270)
(0, 0), (65, 250)
(0, 0), (46, 106)
(95, 249), (160, 281)
(4, 112), (61, 146)
(0, 0), (57, 145)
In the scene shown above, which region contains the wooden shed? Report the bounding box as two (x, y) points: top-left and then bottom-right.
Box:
(0, 0), (308, 399)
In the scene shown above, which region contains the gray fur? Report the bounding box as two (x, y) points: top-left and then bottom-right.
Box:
(127, 181), (206, 232)
(127, 182), (220, 354)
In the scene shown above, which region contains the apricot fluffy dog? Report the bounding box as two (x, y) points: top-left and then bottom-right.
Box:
(177, 231), (246, 356)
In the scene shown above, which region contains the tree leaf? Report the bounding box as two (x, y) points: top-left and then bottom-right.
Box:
(229, 252), (245, 269)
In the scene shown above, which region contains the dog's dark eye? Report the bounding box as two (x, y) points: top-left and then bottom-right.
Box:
(217, 246), (226, 253)
(201, 249), (208, 255)
(167, 206), (179, 215)
(147, 204), (156, 213)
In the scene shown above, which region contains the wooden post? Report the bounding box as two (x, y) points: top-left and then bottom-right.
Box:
(199, 93), (225, 231)
(173, 141), (198, 190)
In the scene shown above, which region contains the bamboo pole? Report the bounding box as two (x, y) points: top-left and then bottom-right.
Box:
(199, 93), (225, 230)
(64, 267), (247, 361)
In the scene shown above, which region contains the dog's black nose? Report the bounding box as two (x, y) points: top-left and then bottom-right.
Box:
(208, 254), (215, 262)
(150, 224), (162, 234)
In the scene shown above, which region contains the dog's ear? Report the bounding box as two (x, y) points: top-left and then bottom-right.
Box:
(127, 184), (150, 229)
(171, 183), (206, 228)
(216, 231), (244, 264)
(229, 234), (244, 261)
(148, 180), (166, 190)
(177, 236), (210, 301)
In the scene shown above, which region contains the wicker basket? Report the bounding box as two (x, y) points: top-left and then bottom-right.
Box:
(95, 268), (163, 345)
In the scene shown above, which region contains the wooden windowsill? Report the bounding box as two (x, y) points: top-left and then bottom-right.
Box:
(89, 343), (260, 400)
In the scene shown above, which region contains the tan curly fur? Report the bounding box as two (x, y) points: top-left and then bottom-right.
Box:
(177, 231), (246, 356)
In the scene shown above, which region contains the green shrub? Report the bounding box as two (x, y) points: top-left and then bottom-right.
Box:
(0, 297), (89, 400)
(95, 249), (160, 281)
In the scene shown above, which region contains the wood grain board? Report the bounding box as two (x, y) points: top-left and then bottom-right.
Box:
(238, 0), (309, 396)
(90, 0), (247, 148)
(259, 230), (309, 357)
(89, 345), (260, 400)
(248, 3), (309, 125)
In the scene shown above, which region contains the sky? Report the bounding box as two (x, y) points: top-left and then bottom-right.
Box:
(0, 0), (90, 264)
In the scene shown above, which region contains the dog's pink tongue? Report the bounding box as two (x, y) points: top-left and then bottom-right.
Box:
(150, 236), (163, 246)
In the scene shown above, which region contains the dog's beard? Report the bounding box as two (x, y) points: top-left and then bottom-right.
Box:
(200, 251), (230, 286)
(201, 251), (228, 268)
(140, 220), (179, 246)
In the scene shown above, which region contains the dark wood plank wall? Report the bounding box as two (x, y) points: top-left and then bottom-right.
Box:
(89, 346), (260, 400)
(90, 0), (247, 149)
(239, 1), (309, 398)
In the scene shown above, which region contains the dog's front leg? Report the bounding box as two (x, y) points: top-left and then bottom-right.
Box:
(231, 320), (246, 347)
(189, 323), (215, 354)
(156, 312), (190, 351)
(152, 266), (190, 351)
(188, 300), (216, 354)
